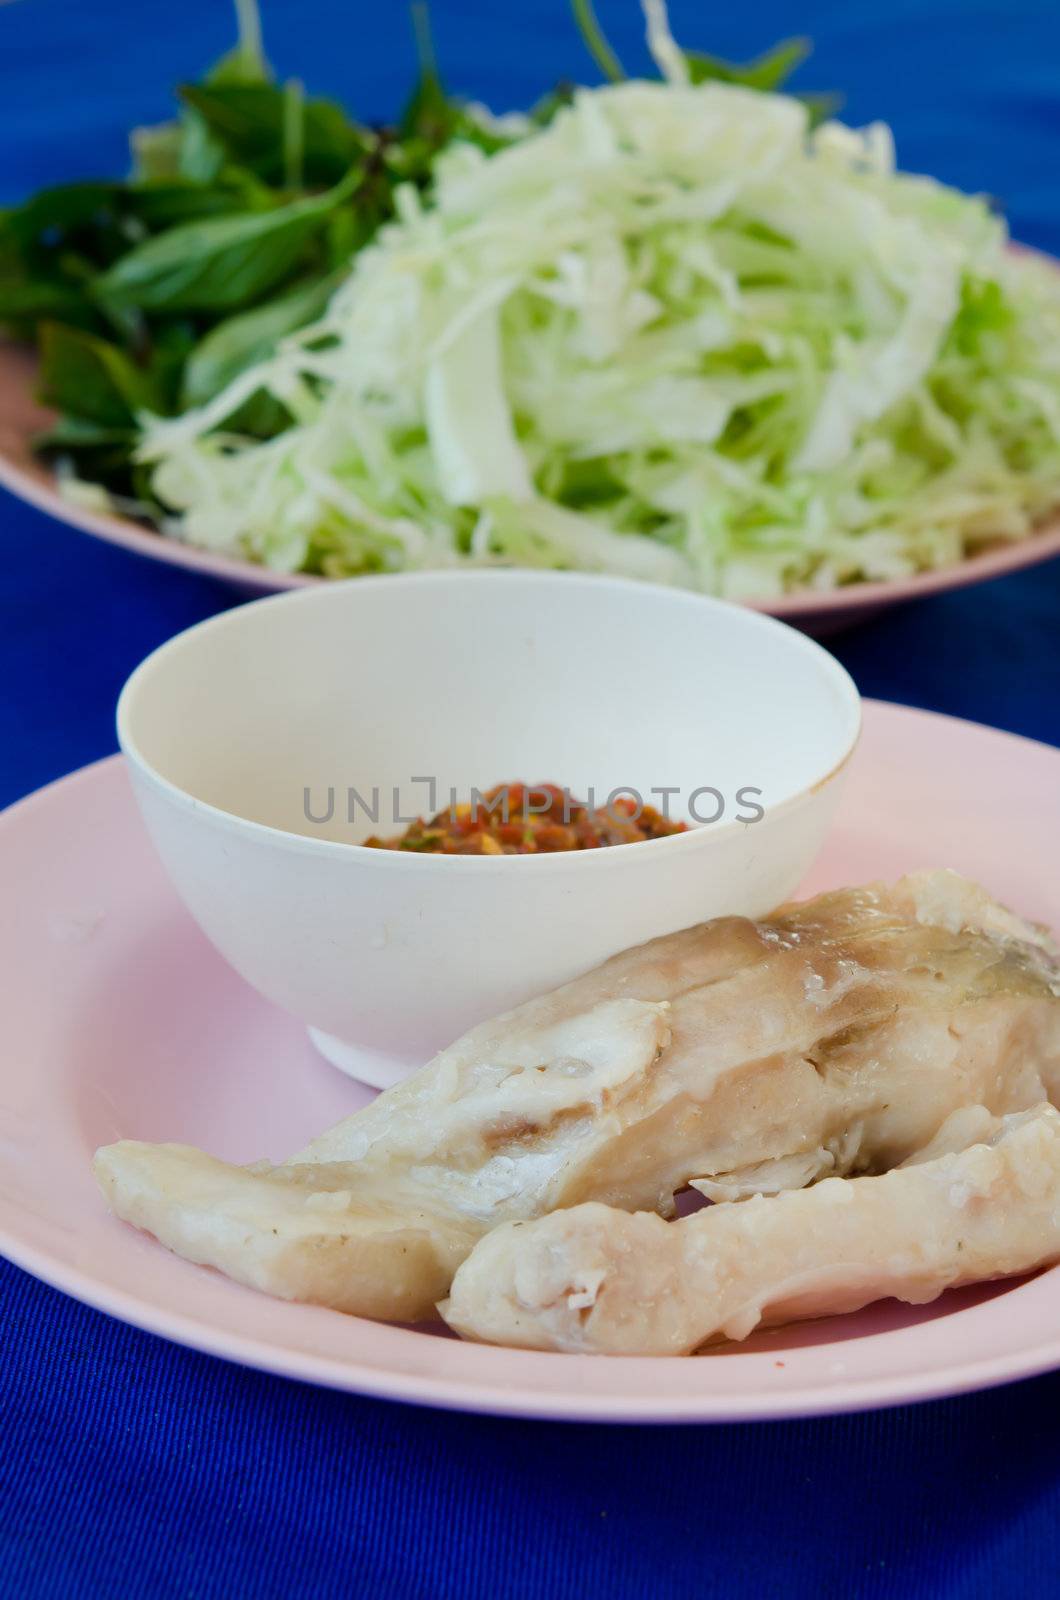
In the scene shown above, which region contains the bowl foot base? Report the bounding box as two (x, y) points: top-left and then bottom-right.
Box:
(306, 1026), (420, 1090)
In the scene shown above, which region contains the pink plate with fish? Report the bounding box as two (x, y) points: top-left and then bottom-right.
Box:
(2, 698), (1059, 1421)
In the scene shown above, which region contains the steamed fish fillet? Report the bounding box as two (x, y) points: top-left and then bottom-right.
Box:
(94, 871), (1060, 1321)
(95, 1147), (480, 1322)
(443, 1104), (1060, 1354)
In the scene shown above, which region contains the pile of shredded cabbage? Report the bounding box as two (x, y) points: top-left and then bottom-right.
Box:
(139, 76), (1060, 597)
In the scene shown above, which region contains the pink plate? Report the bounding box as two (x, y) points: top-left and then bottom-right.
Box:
(2, 339), (1060, 631)
(2, 699), (1060, 1421)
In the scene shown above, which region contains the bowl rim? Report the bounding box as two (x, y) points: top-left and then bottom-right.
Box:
(116, 569), (863, 872)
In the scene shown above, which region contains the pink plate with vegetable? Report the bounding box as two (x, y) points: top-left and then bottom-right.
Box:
(5, 0), (1060, 631)
(3, 338), (1060, 634)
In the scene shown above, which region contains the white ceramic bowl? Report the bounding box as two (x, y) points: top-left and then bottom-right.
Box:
(117, 572), (861, 1086)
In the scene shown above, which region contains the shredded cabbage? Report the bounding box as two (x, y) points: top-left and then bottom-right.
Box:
(139, 79), (1060, 597)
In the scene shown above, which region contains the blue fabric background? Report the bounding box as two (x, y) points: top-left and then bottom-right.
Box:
(2, 2), (1060, 1595)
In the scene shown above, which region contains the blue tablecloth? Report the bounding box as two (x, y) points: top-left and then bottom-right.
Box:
(3, 3), (1060, 1596)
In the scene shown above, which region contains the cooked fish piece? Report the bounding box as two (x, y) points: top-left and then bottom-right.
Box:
(443, 1104), (1060, 1354)
(95, 998), (669, 1318)
(895, 1103), (999, 1166)
(94, 1144), (480, 1322)
(95, 871), (1060, 1321)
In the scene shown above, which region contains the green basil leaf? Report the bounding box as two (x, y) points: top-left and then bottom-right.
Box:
(685, 38), (810, 91)
(396, 3), (503, 171)
(127, 108), (229, 186)
(323, 205), (360, 269)
(214, 387), (293, 439)
(34, 415), (137, 451)
(147, 319), (201, 409)
(181, 270), (341, 406)
(742, 37), (811, 91)
(92, 170), (358, 314)
(798, 92), (843, 129)
(683, 37), (837, 122)
(163, 0), (272, 180)
(129, 121), (185, 183)
(177, 107), (228, 183)
(37, 322), (164, 427)
(34, 432), (147, 501)
(178, 83), (368, 186)
(0, 184), (130, 288)
(203, 0), (272, 90)
(399, 66), (460, 149)
(124, 178), (263, 233)
(1, 182), (126, 247)
(529, 82), (575, 128)
(204, 42), (271, 88)
(399, 0), (498, 158)
(0, 276), (98, 335)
